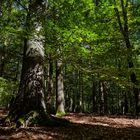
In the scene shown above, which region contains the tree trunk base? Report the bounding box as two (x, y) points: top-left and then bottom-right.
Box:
(1, 111), (69, 128)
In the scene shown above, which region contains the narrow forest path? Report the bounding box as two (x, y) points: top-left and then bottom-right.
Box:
(0, 109), (140, 140)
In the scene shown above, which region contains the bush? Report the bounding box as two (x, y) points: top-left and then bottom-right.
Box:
(0, 77), (17, 107)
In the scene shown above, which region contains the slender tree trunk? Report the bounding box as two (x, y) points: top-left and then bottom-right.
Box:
(92, 80), (97, 113)
(56, 60), (65, 115)
(111, 95), (114, 114)
(78, 71), (82, 112)
(72, 90), (76, 112)
(102, 81), (108, 114)
(0, 0), (2, 16)
(46, 54), (54, 113)
(94, 0), (100, 6)
(99, 81), (104, 115)
(129, 92), (134, 115)
(0, 58), (5, 76)
(64, 65), (71, 112)
(81, 73), (84, 112)
(99, 80), (108, 115)
(0, 46), (6, 77)
(124, 92), (128, 115)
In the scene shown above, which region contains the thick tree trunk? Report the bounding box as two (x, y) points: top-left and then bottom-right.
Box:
(8, 38), (47, 121)
(2, 1), (70, 127)
(56, 60), (65, 116)
(7, 1), (47, 122)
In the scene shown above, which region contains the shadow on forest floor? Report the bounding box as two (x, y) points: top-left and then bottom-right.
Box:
(0, 110), (140, 140)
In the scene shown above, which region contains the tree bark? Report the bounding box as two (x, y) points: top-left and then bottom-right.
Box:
(99, 80), (108, 115)
(102, 81), (108, 114)
(99, 81), (104, 115)
(92, 80), (97, 113)
(0, 46), (6, 77)
(76, 71), (82, 112)
(46, 54), (54, 113)
(7, 1), (48, 123)
(81, 73), (84, 112)
(72, 90), (76, 112)
(56, 60), (65, 115)
(8, 37), (47, 121)
(124, 92), (128, 115)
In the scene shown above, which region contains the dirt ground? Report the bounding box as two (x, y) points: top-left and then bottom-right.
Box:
(0, 109), (140, 140)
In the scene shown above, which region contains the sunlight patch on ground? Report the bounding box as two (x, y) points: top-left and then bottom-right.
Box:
(62, 113), (140, 128)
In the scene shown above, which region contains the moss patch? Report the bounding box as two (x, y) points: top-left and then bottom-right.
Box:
(56, 111), (66, 117)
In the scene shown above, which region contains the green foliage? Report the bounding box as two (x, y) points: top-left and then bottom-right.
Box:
(0, 77), (17, 107)
(18, 111), (39, 127)
(56, 111), (66, 117)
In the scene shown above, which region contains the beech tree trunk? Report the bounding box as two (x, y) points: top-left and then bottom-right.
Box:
(76, 71), (82, 112)
(8, 1), (47, 122)
(56, 60), (65, 115)
(8, 37), (46, 120)
(99, 80), (108, 115)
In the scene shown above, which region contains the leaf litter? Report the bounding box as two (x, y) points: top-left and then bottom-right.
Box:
(0, 109), (140, 140)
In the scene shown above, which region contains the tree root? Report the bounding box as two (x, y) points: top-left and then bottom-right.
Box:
(1, 111), (70, 128)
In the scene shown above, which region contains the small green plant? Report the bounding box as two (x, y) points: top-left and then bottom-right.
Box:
(18, 111), (39, 127)
(56, 111), (66, 117)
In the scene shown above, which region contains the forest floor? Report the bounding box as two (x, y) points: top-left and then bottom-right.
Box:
(0, 109), (140, 140)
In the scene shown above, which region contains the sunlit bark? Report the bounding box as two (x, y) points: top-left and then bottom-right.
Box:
(8, 0), (48, 122)
(56, 60), (65, 115)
